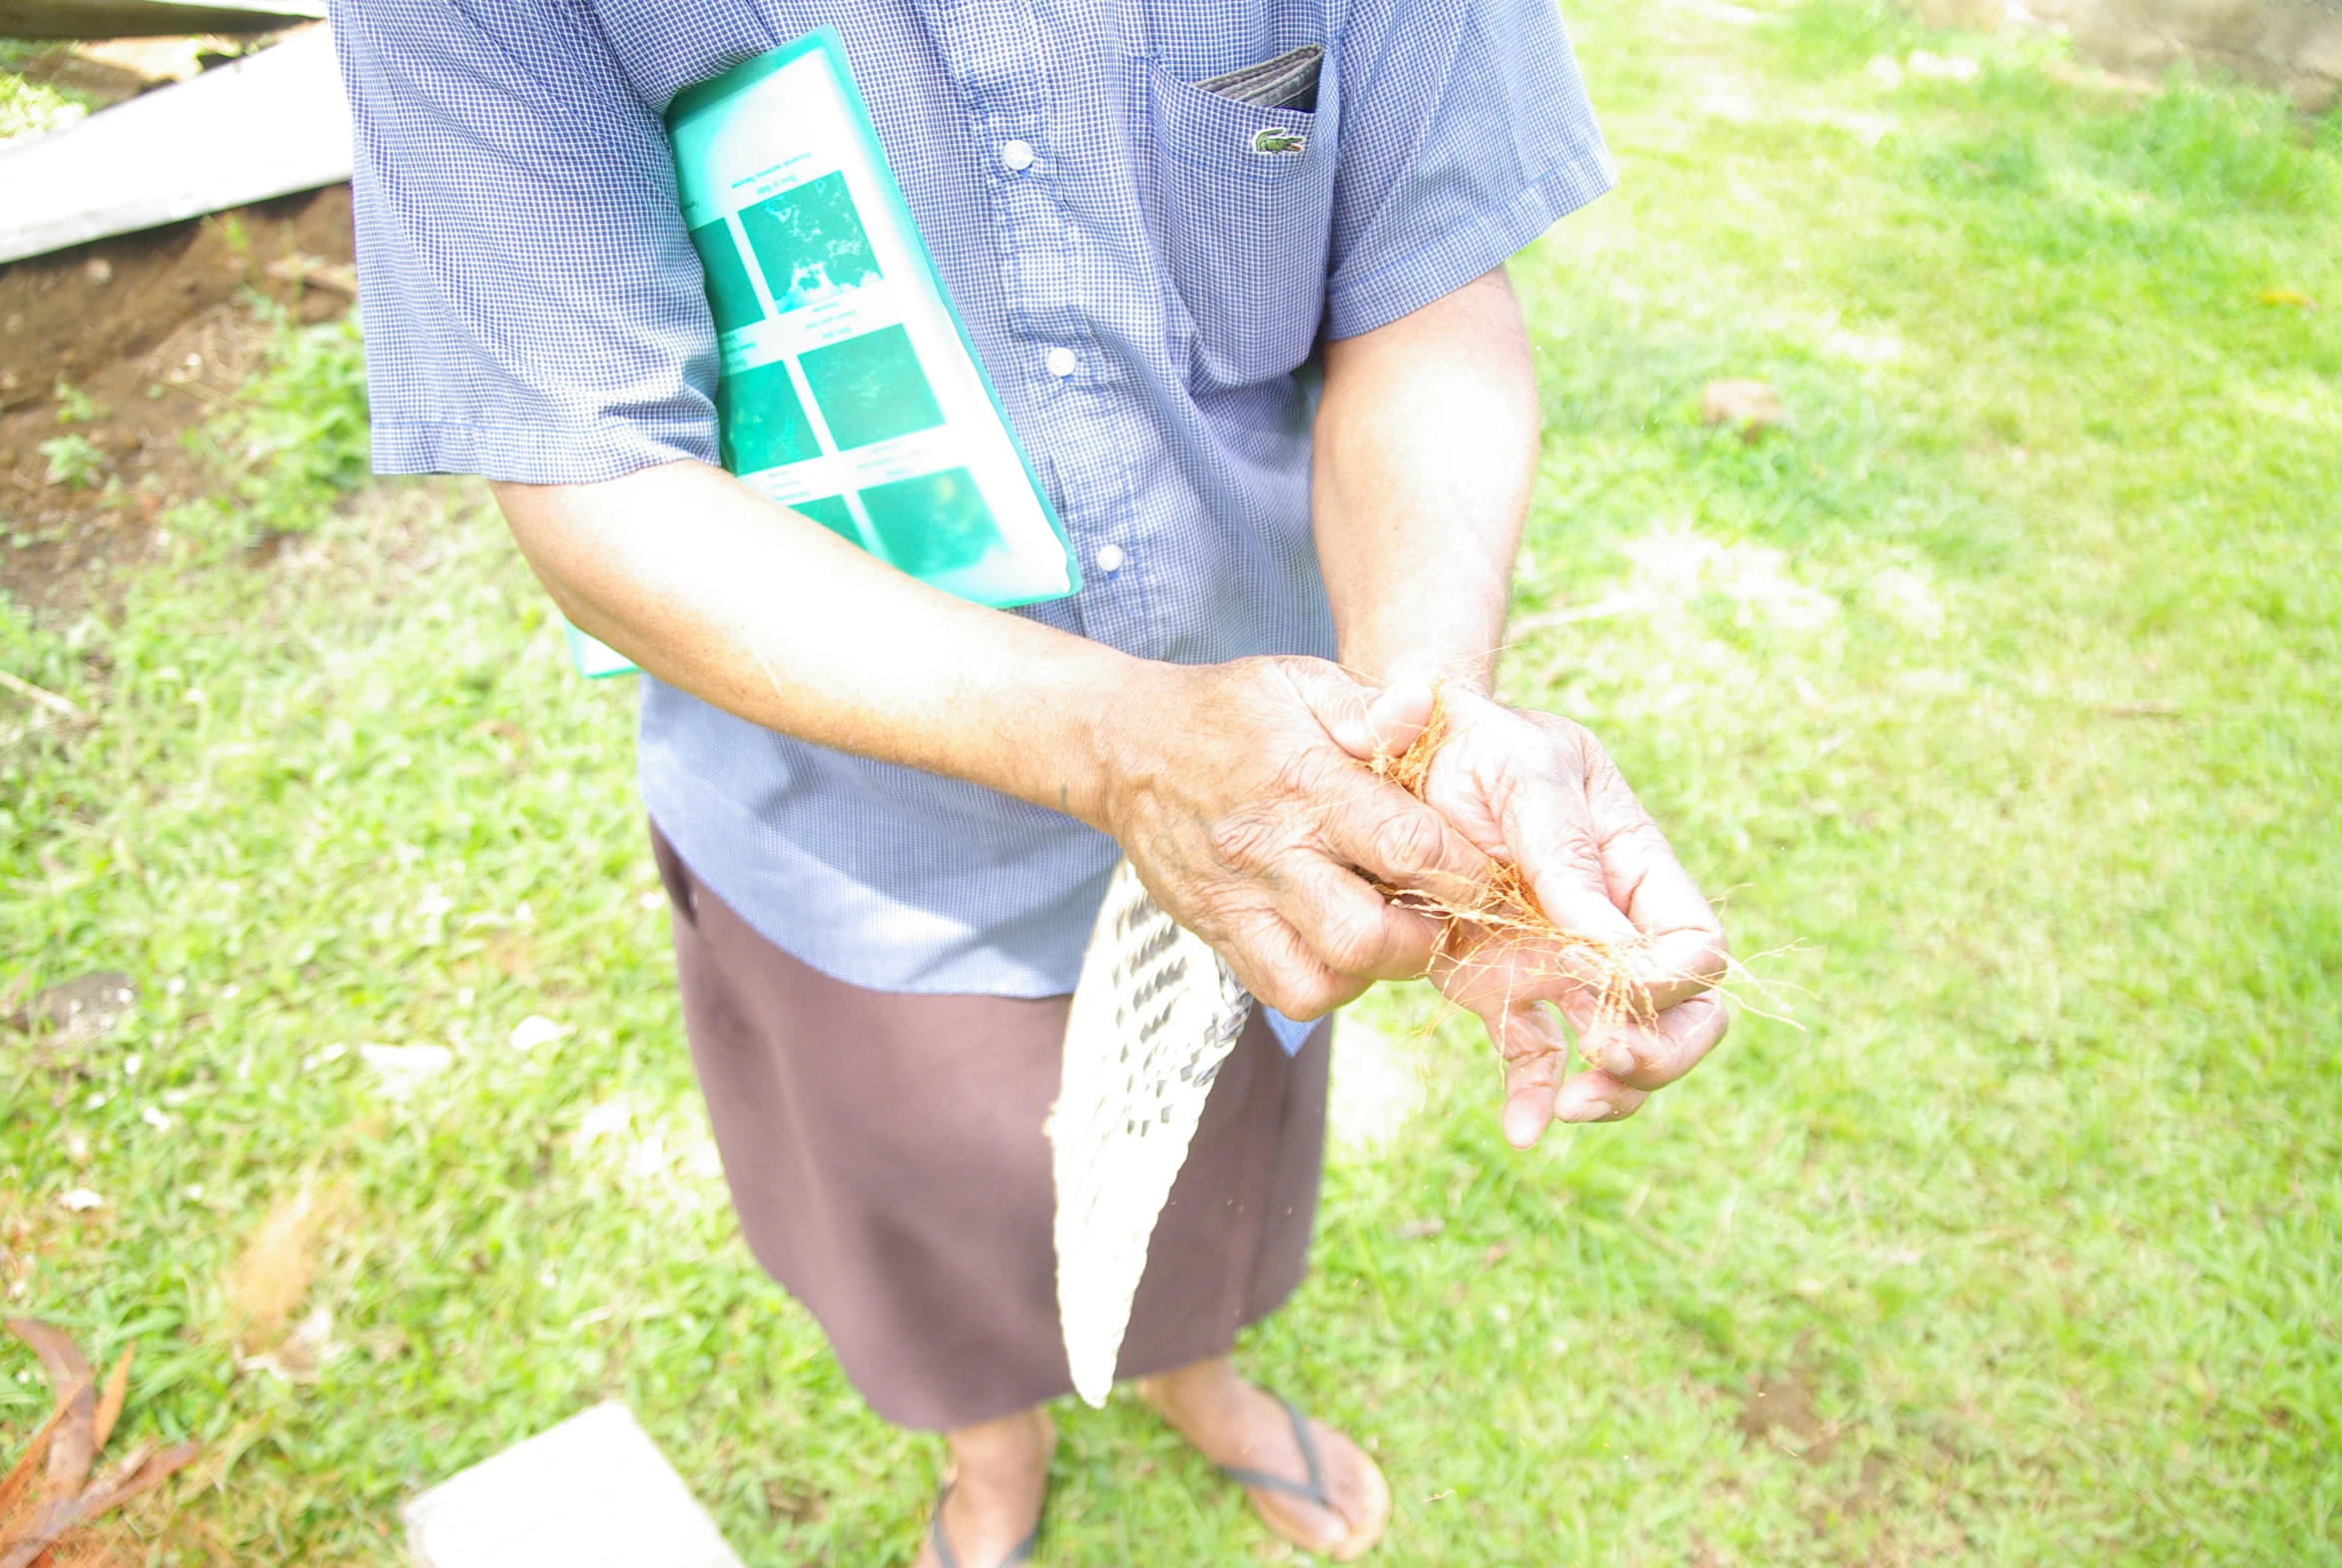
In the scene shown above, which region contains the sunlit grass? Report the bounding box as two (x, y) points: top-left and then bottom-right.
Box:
(2, 1), (2337, 1562)
(0, 45), (90, 145)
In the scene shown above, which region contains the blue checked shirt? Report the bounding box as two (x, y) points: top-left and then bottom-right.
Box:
(336, 0), (1613, 1031)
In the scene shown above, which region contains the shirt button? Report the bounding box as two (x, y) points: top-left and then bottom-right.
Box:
(1001, 139), (1037, 172)
(1046, 347), (1078, 379)
(1094, 542), (1127, 574)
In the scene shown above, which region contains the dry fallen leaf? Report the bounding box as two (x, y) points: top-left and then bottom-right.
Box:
(0, 1399), (67, 1527)
(2, 1320), (198, 1568)
(2257, 287), (2316, 311)
(226, 1192), (326, 1356)
(1701, 379), (1790, 443)
(90, 1350), (132, 1456)
(6, 1319), (95, 1503)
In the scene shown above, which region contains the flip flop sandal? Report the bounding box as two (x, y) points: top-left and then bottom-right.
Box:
(1214, 1393), (1387, 1560)
(928, 1480), (1039, 1568)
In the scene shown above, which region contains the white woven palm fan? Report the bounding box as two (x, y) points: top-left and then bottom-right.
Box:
(1048, 858), (1253, 1406)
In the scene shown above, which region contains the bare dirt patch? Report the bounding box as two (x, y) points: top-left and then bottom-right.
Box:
(0, 184), (356, 616)
(1737, 1363), (1844, 1460)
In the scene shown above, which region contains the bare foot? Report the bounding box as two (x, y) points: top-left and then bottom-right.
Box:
(1138, 1357), (1391, 1561)
(912, 1406), (1055, 1568)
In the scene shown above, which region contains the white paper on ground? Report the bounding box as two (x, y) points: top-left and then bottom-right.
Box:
(401, 1401), (744, 1568)
(1049, 858), (1252, 1407)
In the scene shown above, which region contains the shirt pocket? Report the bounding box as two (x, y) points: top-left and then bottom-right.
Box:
(1143, 45), (1341, 390)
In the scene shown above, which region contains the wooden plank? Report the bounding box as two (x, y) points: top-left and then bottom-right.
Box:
(0, 0), (324, 38)
(0, 23), (348, 266)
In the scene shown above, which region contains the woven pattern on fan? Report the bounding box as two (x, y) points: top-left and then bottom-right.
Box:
(1048, 858), (1253, 1407)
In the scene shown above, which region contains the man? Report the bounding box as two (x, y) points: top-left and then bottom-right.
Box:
(336, 0), (1730, 1560)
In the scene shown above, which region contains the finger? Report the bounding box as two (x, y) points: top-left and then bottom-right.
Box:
(1310, 767), (1495, 910)
(1478, 996), (1652, 1133)
(1570, 741), (1727, 997)
(1290, 660), (1430, 763)
(1434, 923), (1642, 1027)
(1496, 714), (1724, 998)
(1551, 1068), (1649, 1125)
(1577, 993), (1731, 1092)
(1272, 662), (1494, 902)
(1591, 816), (1729, 1002)
(1265, 969), (1371, 1022)
(1215, 909), (1371, 1021)
(1499, 748), (1643, 947)
(1570, 936), (1718, 1021)
(1633, 933), (1731, 1014)
(1275, 859), (1445, 983)
(1486, 1004), (1568, 1150)
(1605, 818), (1724, 950)
(1493, 844), (1720, 1023)
(1357, 675), (1437, 762)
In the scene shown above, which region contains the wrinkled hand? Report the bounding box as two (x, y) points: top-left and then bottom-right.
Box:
(1346, 682), (1732, 1148)
(1100, 658), (1492, 1021)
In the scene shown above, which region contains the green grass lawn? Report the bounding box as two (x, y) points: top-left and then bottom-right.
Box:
(5, 1), (2339, 1562)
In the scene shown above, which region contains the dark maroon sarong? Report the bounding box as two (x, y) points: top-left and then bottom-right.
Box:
(651, 824), (1330, 1431)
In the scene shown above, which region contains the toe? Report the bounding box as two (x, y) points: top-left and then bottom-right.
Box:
(1248, 1486), (1349, 1554)
(1241, 1419), (1389, 1559)
(1313, 1423), (1391, 1561)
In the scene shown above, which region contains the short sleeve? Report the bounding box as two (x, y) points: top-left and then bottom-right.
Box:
(334, 0), (720, 481)
(1320, 0), (1615, 342)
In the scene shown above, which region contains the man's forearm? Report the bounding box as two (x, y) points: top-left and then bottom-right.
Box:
(492, 458), (1497, 1019)
(1311, 268), (1540, 694)
(495, 460), (1136, 824)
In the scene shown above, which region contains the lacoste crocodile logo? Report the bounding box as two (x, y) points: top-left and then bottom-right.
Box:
(1251, 127), (1307, 155)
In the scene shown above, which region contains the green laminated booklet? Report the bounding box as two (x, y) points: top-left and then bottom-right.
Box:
(564, 29), (1080, 678)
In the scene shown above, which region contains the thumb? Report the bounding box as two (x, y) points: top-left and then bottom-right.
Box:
(1292, 664), (1434, 762)
(1357, 676), (1436, 764)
